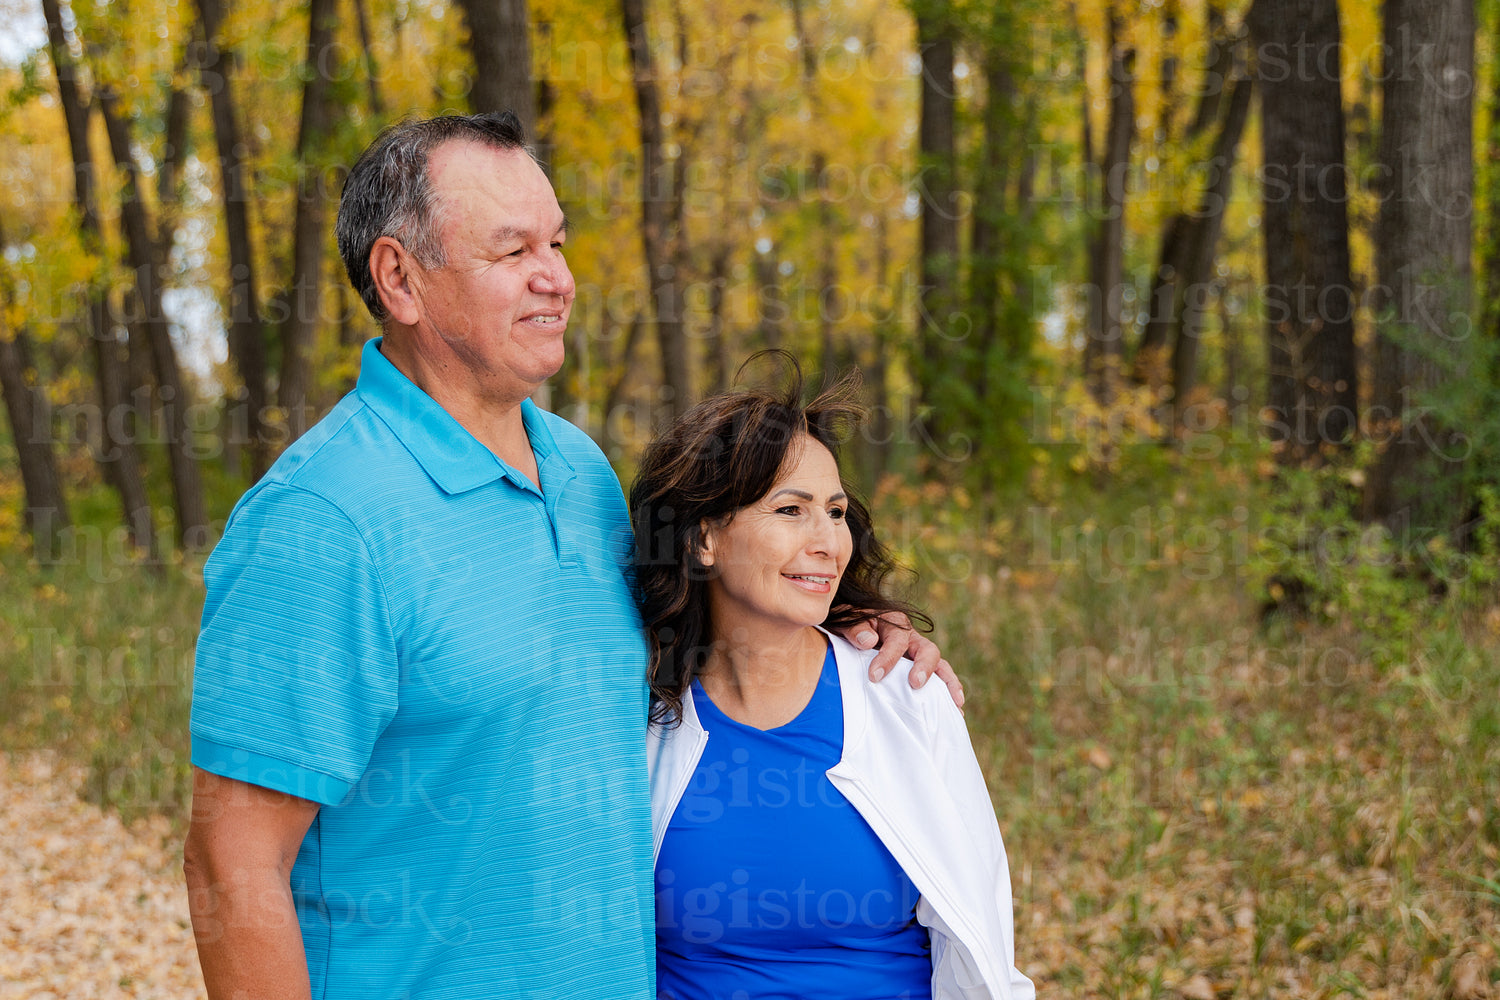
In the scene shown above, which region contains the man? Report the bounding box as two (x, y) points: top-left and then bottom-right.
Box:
(184, 112), (955, 999)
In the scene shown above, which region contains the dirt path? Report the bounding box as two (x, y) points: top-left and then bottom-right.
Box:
(0, 753), (203, 1000)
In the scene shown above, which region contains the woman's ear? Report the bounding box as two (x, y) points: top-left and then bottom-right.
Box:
(695, 519), (717, 568)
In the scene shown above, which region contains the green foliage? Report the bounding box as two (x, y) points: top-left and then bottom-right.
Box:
(1249, 432), (1500, 649)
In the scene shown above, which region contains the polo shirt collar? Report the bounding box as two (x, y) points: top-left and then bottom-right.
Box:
(355, 337), (574, 496)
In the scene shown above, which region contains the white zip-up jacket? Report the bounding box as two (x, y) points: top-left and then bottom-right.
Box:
(647, 630), (1036, 1000)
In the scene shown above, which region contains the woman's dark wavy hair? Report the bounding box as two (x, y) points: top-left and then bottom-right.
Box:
(629, 352), (931, 726)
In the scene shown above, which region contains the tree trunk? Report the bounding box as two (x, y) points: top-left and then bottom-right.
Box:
(41, 0), (156, 558)
(279, 0), (339, 444)
(622, 0), (691, 420)
(912, 0), (960, 445)
(1084, 10), (1134, 407)
(97, 86), (210, 549)
(814, 153), (842, 378)
(1248, 0), (1359, 465)
(969, 53), (1014, 409)
(1479, 0), (1500, 343)
(1070, 3), (1095, 214)
(755, 249), (786, 352)
(195, 0), (271, 480)
(1365, 0), (1474, 528)
(456, 0), (535, 136)
(0, 322), (70, 558)
(1133, 1), (1232, 386)
(703, 245), (731, 395)
(1168, 73), (1254, 418)
(351, 0), (386, 117)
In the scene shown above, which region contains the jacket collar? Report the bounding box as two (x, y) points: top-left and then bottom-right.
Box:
(817, 625), (872, 761)
(355, 337), (574, 496)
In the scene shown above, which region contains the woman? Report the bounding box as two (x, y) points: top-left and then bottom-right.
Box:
(631, 364), (1034, 1000)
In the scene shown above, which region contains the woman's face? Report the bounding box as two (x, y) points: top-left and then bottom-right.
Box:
(700, 435), (854, 638)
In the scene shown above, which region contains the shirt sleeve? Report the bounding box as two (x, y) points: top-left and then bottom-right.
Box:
(190, 482), (399, 806)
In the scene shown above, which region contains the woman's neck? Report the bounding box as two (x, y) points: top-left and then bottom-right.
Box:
(698, 626), (828, 731)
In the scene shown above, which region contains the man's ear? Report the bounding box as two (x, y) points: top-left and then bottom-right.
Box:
(370, 236), (422, 326)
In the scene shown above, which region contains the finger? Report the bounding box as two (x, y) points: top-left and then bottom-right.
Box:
(935, 659), (965, 710)
(852, 624), (880, 649)
(908, 636), (941, 676)
(946, 672), (966, 710)
(867, 641), (903, 682)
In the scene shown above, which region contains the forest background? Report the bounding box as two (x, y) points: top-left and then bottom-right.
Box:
(1, 0), (1498, 995)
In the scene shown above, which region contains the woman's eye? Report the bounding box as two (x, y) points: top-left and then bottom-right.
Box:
(829, 507), (846, 521)
(775, 505), (801, 516)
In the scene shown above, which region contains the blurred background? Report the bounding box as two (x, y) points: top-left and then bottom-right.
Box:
(0, 0), (1497, 995)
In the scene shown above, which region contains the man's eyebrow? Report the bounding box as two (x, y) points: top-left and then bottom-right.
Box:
(487, 219), (568, 245)
(489, 225), (527, 246)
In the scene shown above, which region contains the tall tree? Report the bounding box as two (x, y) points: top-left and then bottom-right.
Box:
(1483, 0), (1500, 342)
(1132, 2), (1234, 388)
(1247, 0), (1359, 465)
(1166, 73), (1254, 419)
(195, 0), (271, 480)
(1365, 0), (1475, 528)
(41, 0), (157, 558)
(279, 0), (339, 443)
(911, 0), (960, 432)
(456, 0), (536, 135)
(1084, 8), (1134, 407)
(965, 5), (1042, 490)
(96, 85), (210, 548)
(0, 234), (70, 558)
(622, 0), (691, 420)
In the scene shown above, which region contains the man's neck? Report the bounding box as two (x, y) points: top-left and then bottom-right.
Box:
(378, 337), (541, 488)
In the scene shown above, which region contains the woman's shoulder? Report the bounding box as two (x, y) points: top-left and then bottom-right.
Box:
(827, 632), (955, 727)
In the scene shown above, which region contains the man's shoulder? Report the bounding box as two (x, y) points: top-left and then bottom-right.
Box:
(268, 392), (402, 486)
(225, 393), (422, 534)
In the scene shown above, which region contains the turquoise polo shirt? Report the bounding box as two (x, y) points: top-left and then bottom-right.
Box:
(191, 338), (654, 999)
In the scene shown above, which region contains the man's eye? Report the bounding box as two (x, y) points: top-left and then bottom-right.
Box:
(551, 242), (566, 252)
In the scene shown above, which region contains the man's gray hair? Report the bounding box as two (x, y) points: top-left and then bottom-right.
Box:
(336, 111), (531, 323)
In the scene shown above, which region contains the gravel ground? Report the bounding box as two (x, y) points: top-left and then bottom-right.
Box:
(0, 753), (204, 1000)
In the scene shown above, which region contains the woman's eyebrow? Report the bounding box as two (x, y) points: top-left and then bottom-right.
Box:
(768, 489), (847, 502)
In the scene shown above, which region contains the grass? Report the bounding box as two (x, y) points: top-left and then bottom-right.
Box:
(876, 447), (1500, 998)
(1, 441), (1498, 998)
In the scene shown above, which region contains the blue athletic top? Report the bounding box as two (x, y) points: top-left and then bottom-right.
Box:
(654, 644), (934, 1000)
(191, 338), (654, 999)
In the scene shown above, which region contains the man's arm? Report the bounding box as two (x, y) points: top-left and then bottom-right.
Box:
(838, 613), (965, 709)
(184, 767), (321, 1000)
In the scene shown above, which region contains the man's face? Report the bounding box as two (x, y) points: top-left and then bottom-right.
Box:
(412, 141), (574, 399)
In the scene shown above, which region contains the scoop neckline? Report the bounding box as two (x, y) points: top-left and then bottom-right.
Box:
(691, 640), (836, 734)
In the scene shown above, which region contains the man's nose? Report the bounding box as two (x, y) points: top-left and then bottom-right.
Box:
(533, 248), (575, 299)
